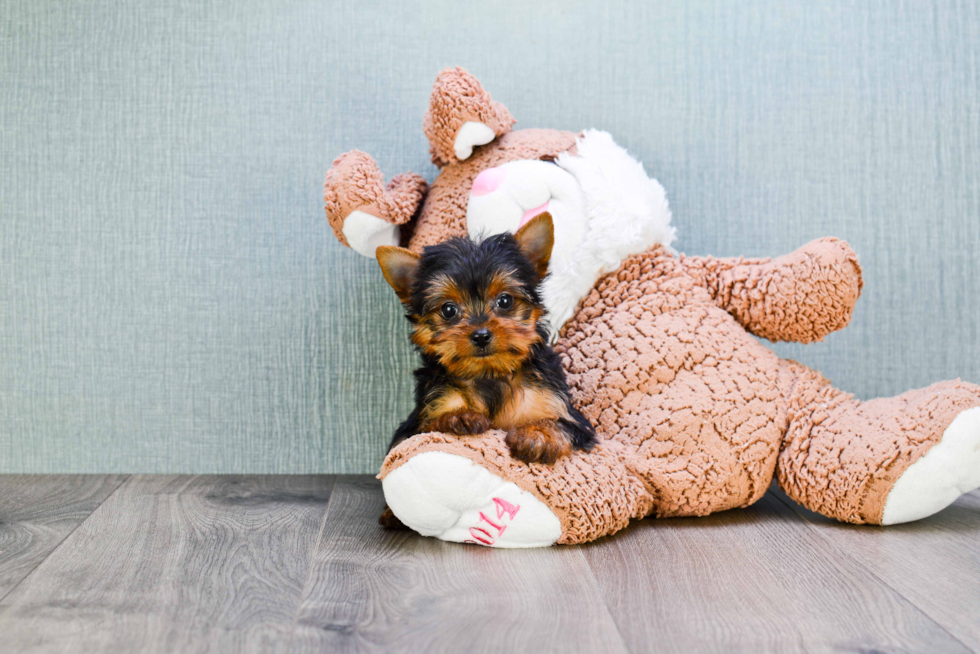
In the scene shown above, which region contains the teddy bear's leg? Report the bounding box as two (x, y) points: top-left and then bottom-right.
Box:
(378, 431), (654, 547)
(381, 450), (564, 548)
(777, 373), (980, 525)
(883, 406), (980, 523)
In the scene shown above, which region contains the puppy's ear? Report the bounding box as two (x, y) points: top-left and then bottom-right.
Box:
(376, 246), (421, 302)
(514, 212), (554, 279)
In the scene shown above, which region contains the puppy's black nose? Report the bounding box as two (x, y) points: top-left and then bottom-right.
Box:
(470, 328), (492, 348)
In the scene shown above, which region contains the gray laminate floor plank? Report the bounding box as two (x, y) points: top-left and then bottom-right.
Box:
(581, 492), (969, 654)
(0, 475), (335, 654)
(2, 475), (975, 654)
(0, 475), (127, 600)
(773, 487), (980, 652)
(288, 476), (628, 654)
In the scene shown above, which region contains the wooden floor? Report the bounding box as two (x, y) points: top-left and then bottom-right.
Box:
(0, 476), (977, 653)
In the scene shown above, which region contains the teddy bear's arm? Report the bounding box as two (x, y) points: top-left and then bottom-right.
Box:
(679, 237), (864, 343)
(324, 150), (428, 258)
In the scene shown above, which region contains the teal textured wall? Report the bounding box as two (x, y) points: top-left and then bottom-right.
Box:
(1, 1), (978, 472)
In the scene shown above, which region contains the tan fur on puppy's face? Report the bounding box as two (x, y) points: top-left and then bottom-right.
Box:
(410, 271), (543, 379)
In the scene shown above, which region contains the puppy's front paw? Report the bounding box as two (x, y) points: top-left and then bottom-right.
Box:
(427, 410), (491, 436)
(505, 421), (571, 465)
(379, 506), (410, 530)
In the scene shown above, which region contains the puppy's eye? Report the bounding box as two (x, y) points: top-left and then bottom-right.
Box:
(495, 293), (514, 310)
(440, 302), (458, 320)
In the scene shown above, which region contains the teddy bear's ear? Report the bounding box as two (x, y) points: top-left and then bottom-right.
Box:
(423, 67), (515, 167)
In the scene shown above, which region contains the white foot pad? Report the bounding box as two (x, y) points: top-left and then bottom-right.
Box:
(883, 407), (980, 524)
(341, 210), (400, 259)
(382, 452), (562, 548)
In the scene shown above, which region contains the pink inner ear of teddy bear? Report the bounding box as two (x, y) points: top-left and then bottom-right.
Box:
(519, 201), (550, 229)
(471, 167), (505, 196)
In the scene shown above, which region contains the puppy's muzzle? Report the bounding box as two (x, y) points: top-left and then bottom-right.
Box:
(469, 328), (493, 348)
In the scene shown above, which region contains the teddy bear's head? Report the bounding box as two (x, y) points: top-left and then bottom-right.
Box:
(325, 67), (676, 330)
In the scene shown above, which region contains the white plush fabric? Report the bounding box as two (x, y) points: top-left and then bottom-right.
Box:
(383, 451), (562, 548)
(550, 129), (676, 330)
(454, 121), (496, 160)
(341, 210), (401, 259)
(882, 407), (980, 524)
(466, 130), (676, 334)
(466, 159), (589, 334)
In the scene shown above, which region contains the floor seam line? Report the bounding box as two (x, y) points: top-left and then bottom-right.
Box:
(0, 474), (133, 611)
(578, 547), (635, 654)
(285, 474), (339, 653)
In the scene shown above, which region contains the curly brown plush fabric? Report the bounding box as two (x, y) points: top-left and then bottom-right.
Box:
(323, 150), (428, 247)
(380, 247), (980, 543)
(423, 67), (516, 167)
(324, 68), (577, 253)
(777, 376), (980, 523)
(380, 432), (652, 545)
(404, 129), (577, 251)
(680, 237), (864, 343)
(328, 67), (980, 545)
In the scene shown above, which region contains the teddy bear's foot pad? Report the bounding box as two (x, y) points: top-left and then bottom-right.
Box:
(382, 451), (562, 547)
(883, 406), (980, 525)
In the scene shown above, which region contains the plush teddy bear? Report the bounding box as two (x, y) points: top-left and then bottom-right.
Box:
(324, 67), (980, 547)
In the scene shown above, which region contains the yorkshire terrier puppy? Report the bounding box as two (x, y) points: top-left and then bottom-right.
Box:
(376, 212), (597, 467)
